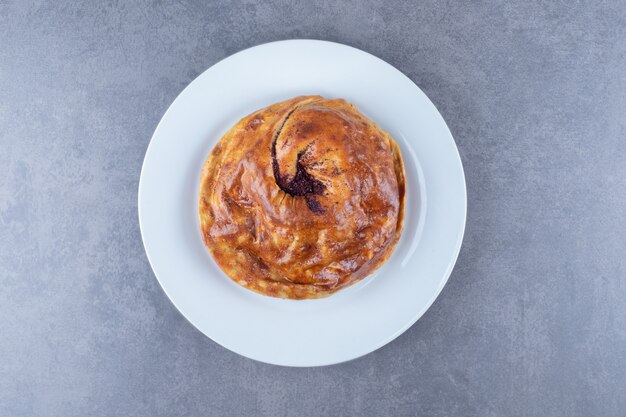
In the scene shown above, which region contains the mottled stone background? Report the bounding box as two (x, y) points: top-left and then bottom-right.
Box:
(1, 1), (625, 416)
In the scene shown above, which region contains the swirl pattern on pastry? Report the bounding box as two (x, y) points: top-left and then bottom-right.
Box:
(199, 96), (405, 299)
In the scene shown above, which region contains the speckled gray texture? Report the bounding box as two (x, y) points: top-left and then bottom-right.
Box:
(1, 1), (625, 416)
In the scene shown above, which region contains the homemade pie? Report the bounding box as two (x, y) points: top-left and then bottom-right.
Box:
(199, 96), (405, 299)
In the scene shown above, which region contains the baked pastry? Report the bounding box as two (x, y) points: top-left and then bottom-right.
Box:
(199, 96), (405, 299)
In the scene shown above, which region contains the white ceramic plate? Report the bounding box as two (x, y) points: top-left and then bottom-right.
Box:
(139, 40), (466, 367)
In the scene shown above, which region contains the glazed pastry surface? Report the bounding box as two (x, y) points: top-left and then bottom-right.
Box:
(199, 96), (405, 299)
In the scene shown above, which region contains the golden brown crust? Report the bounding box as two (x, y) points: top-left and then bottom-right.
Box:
(199, 96), (405, 299)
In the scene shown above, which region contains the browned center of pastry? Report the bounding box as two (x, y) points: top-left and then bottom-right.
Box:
(199, 96), (405, 299)
(271, 128), (326, 213)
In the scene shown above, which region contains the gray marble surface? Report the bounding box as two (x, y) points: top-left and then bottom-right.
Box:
(1, 1), (625, 416)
